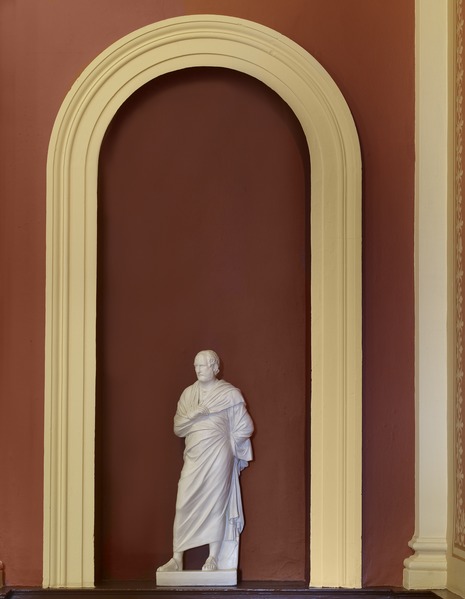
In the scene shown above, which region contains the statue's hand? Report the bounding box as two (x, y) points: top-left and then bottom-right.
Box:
(190, 405), (210, 419)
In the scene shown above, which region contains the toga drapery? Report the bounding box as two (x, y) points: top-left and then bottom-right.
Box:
(172, 379), (253, 569)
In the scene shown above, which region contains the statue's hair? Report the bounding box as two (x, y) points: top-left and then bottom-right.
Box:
(195, 349), (220, 375)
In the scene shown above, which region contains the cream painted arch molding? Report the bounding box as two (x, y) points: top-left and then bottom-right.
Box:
(44, 15), (362, 589)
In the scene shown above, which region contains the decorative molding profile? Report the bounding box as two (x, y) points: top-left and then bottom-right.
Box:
(450, 3), (465, 596)
(43, 15), (362, 588)
(454, 0), (465, 560)
(403, 0), (449, 590)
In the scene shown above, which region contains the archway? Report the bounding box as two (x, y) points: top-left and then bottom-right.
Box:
(43, 15), (362, 588)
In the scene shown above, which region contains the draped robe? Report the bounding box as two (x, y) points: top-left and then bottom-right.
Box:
(172, 379), (253, 569)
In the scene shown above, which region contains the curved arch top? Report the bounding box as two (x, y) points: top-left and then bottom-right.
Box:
(44, 15), (362, 588)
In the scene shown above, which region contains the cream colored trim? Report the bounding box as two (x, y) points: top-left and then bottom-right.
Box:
(44, 15), (362, 588)
(403, 0), (449, 590)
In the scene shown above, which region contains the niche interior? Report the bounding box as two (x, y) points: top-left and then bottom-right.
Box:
(94, 66), (310, 582)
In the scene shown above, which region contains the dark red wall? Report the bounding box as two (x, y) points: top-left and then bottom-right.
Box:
(96, 67), (310, 582)
(0, 0), (414, 587)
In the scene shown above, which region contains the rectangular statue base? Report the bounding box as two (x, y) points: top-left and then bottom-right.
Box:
(156, 569), (237, 586)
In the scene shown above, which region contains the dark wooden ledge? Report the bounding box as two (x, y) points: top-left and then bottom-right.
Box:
(0, 583), (439, 599)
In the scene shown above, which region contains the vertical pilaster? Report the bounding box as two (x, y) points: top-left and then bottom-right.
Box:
(403, 0), (450, 589)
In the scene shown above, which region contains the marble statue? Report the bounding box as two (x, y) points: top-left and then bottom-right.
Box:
(156, 350), (253, 583)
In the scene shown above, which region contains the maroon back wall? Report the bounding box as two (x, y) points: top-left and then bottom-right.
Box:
(96, 67), (310, 582)
(0, 0), (414, 587)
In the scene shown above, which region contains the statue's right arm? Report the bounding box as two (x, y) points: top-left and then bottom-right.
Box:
(173, 410), (190, 437)
(174, 405), (209, 436)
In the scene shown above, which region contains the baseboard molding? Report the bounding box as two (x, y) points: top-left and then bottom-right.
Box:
(0, 584), (438, 599)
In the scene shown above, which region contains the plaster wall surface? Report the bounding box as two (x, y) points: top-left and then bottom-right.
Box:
(0, 0), (414, 587)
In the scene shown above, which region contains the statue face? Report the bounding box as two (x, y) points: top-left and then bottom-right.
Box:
(194, 353), (216, 384)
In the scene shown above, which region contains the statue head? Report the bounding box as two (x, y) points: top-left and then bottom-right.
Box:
(194, 350), (221, 380)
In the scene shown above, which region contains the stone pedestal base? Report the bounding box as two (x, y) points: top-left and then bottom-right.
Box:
(156, 569), (237, 586)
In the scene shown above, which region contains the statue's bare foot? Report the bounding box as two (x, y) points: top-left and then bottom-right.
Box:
(157, 557), (182, 572)
(202, 556), (218, 571)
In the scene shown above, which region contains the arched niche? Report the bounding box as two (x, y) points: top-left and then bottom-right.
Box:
(43, 15), (362, 589)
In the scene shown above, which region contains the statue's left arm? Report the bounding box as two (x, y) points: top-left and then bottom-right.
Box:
(230, 398), (254, 469)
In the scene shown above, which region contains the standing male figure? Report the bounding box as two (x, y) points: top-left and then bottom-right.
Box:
(157, 350), (254, 572)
